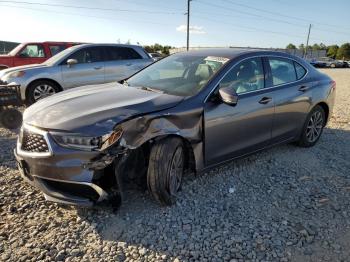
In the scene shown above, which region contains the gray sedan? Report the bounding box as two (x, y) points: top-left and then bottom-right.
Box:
(0, 44), (153, 104)
(15, 49), (336, 207)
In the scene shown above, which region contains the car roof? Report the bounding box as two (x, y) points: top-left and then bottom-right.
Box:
(174, 48), (301, 60)
(73, 43), (143, 49)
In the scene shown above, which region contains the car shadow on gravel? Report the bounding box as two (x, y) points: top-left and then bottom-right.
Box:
(74, 127), (350, 261)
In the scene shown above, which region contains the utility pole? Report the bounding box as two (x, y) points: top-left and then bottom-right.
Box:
(304, 24), (312, 58)
(186, 0), (191, 51)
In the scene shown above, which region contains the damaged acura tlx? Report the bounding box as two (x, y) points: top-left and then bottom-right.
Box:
(15, 49), (335, 206)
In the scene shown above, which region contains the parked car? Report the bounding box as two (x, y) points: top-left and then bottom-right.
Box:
(308, 58), (327, 68)
(15, 49), (336, 207)
(318, 57), (343, 68)
(149, 52), (164, 61)
(0, 44), (153, 104)
(0, 42), (80, 70)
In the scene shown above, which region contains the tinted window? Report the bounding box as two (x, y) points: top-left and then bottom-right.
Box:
(68, 47), (103, 64)
(269, 58), (296, 85)
(294, 62), (307, 79)
(106, 47), (142, 61)
(19, 44), (45, 58)
(219, 57), (265, 94)
(49, 45), (66, 56)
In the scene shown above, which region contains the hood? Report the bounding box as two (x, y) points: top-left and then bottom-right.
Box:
(24, 82), (184, 135)
(1, 64), (48, 75)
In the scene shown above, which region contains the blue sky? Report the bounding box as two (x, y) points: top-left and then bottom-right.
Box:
(1, 0), (349, 48)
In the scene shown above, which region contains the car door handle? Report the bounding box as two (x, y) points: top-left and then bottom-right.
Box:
(126, 63), (132, 66)
(298, 85), (309, 92)
(259, 97), (272, 104)
(94, 66), (102, 70)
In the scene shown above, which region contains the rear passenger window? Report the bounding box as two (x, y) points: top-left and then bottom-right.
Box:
(49, 45), (66, 56)
(269, 58), (296, 86)
(294, 62), (307, 79)
(106, 47), (142, 61)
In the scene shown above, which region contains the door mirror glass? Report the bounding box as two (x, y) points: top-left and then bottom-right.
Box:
(67, 58), (78, 67)
(218, 86), (238, 106)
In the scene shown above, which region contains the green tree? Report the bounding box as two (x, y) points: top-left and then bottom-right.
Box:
(286, 43), (296, 49)
(319, 43), (327, 50)
(312, 43), (321, 50)
(327, 45), (339, 59)
(336, 43), (350, 60)
(298, 44), (305, 52)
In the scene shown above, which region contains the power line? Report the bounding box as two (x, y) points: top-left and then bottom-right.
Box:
(193, 15), (328, 43)
(0, 0), (182, 15)
(221, 0), (350, 31)
(0, 4), (174, 26)
(195, 0), (350, 37)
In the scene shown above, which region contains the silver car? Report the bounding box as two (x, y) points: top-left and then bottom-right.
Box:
(0, 44), (153, 104)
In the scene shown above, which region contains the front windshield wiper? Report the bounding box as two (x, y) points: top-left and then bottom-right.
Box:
(140, 86), (164, 94)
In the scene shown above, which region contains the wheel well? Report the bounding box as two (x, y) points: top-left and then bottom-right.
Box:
(26, 78), (63, 97)
(316, 102), (329, 125)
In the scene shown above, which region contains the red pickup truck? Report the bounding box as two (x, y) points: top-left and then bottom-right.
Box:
(0, 42), (80, 70)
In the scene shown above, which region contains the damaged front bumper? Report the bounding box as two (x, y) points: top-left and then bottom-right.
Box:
(14, 126), (118, 206)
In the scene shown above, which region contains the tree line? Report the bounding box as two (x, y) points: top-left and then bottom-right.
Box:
(286, 42), (350, 60)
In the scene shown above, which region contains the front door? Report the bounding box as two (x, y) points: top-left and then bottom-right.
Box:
(204, 57), (275, 166)
(60, 47), (105, 89)
(14, 44), (46, 66)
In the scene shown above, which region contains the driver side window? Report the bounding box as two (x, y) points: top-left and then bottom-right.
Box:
(220, 57), (264, 94)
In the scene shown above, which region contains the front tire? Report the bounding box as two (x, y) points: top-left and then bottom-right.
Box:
(26, 80), (60, 105)
(147, 138), (184, 205)
(0, 108), (23, 129)
(297, 105), (326, 147)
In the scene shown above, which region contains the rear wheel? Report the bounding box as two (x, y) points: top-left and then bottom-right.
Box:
(297, 105), (325, 147)
(27, 80), (60, 105)
(147, 138), (184, 205)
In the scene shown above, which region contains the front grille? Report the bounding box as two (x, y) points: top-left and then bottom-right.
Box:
(21, 130), (49, 153)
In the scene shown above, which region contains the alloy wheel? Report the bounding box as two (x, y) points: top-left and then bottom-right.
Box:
(168, 146), (184, 195)
(306, 111), (324, 143)
(33, 84), (56, 101)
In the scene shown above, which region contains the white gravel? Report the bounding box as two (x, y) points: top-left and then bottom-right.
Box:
(1, 69), (350, 261)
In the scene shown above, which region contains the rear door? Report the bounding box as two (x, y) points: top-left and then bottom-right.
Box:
(204, 57), (275, 166)
(266, 56), (312, 143)
(60, 47), (105, 89)
(104, 46), (151, 82)
(13, 44), (46, 66)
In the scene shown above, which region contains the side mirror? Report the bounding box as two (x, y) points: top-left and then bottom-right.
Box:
(218, 86), (238, 106)
(66, 59), (78, 67)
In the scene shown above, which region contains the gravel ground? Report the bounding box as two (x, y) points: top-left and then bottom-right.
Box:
(1, 69), (350, 262)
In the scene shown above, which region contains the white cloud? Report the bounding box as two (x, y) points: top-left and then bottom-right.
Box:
(176, 24), (206, 34)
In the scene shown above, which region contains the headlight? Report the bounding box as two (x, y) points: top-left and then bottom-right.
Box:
(51, 128), (123, 151)
(7, 71), (25, 78)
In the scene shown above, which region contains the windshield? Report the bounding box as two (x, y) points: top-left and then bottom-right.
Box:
(127, 54), (230, 96)
(43, 46), (79, 65)
(8, 43), (24, 56)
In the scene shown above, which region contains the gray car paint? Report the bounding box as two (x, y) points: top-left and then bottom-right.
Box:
(15, 49), (336, 206)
